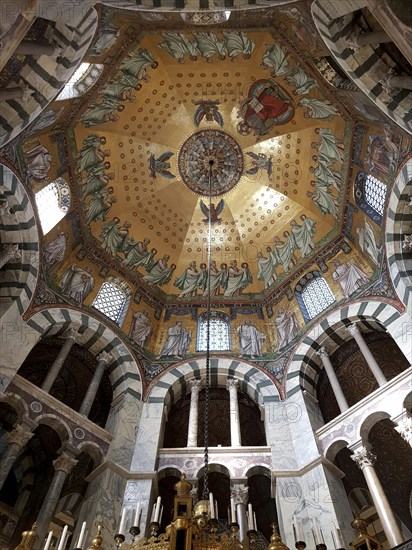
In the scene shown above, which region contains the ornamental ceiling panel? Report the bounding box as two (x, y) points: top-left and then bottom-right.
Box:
(69, 29), (351, 302)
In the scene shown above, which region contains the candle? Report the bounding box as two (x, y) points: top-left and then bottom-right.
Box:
(44, 531), (53, 550)
(312, 519), (322, 544)
(159, 504), (164, 524)
(230, 498), (236, 524)
(57, 525), (68, 550)
(215, 500), (218, 520)
(293, 515), (303, 541)
(332, 523), (344, 548)
(209, 492), (215, 519)
(154, 496), (162, 523)
(134, 502), (141, 527)
(253, 513), (256, 531)
(118, 507), (127, 535)
(247, 503), (254, 530)
(77, 522), (87, 549)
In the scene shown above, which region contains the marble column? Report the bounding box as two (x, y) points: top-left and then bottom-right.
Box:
(231, 484), (249, 550)
(187, 379), (202, 447)
(382, 74), (412, 91)
(227, 379), (241, 447)
(316, 347), (349, 413)
(346, 29), (391, 50)
(41, 329), (78, 393)
(79, 351), (113, 417)
(15, 40), (59, 56)
(346, 325), (387, 386)
(351, 445), (403, 548)
(394, 414), (412, 448)
(0, 424), (34, 491)
(35, 450), (78, 548)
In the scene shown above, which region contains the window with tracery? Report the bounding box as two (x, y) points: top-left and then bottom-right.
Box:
(35, 178), (70, 235)
(364, 174), (386, 216)
(295, 271), (335, 322)
(92, 277), (131, 325)
(197, 311), (231, 352)
(354, 171), (387, 225)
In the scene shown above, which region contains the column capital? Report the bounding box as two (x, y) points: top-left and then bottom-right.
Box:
(231, 485), (249, 505)
(227, 378), (239, 391)
(189, 378), (202, 392)
(97, 350), (114, 366)
(6, 424), (34, 448)
(351, 446), (376, 469)
(316, 346), (330, 359)
(346, 323), (361, 337)
(394, 415), (412, 446)
(64, 327), (79, 341)
(53, 451), (78, 474)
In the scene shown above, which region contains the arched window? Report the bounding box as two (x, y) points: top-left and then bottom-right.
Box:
(92, 276), (131, 326)
(354, 171), (387, 225)
(295, 271), (335, 323)
(35, 178), (70, 235)
(56, 63), (104, 101)
(364, 174), (386, 216)
(197, 311), (231, 352)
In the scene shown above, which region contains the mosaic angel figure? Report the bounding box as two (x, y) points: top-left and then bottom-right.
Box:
(194, 32), (226, 61)
(299, 98), (338, 120)
(149, 152), (175, 179)
(260, 43), (288, 76)
(245, 152), (273, 177)
(357, 221), (381, 266)
(193, 100), (223, 127)
(286, 67), (317, 95)
(159, 33), (198, 62)
(119, 48), (158, 82)
(223, 31), (255, 61)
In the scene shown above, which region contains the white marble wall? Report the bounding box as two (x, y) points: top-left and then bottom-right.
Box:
(131, 402), (165, 472)
(276, 464), (354, 549)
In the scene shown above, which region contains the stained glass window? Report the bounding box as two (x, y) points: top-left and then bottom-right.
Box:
(35, 178), (70, 235)
(295, 271), (335, 323)
(197, 311), (231, 351)
(92, 277), (131, 325)
(364, 174), (386, 216)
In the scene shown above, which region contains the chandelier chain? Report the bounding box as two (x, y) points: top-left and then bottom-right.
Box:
(202, 161), (214, 501)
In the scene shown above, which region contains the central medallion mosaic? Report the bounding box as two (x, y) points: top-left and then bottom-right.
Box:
(178, 129), (244, 196)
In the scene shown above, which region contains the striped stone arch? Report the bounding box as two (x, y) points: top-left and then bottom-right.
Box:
(26, 307), (143, 401)
(0, 164), (39, 316)
(286, 300), (409, 398)
(311, 1), (411, 133)
(385, 157), (412, 308)
(0, 8), (98, 148)
(147, 357), (279, 412)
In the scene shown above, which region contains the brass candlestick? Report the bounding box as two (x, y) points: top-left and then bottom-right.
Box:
(86, 525), (103, 550)
(149, 521), (160, 537)
(229, 522), (240, 539)
(14, 523), (38, 550)
(114, 533), (125, 548)
(247, 528), (258, 549)
(129, 525), (141, 542)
